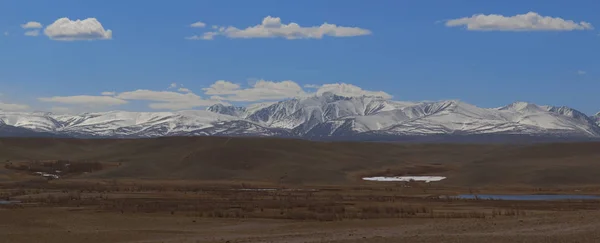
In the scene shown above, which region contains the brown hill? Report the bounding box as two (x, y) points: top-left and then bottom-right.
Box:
(0, 137), (599, 187)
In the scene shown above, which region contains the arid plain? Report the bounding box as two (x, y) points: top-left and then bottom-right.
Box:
(1, 137), (600, 242)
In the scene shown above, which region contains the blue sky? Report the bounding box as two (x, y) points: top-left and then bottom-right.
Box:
(0, 0), (598, 114)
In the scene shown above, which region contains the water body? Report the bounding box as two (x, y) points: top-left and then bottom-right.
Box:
(451, 194), (600, 201)
(0, 200), (21, 205)
(363, 176), (446, 183)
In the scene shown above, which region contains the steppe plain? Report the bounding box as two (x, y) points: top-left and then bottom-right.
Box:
(1, 137), (600, 243)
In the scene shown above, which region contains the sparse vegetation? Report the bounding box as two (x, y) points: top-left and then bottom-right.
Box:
(0, 137), (599, 242)
(3, 179), (600, 223)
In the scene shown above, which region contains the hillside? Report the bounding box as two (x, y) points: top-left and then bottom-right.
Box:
(1, 137), (600, 187)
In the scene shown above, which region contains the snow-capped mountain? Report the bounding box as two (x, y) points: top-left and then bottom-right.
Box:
(1, 92), (599, 139)
(593, 112), (600, 127)
(0, 110), (281, 138)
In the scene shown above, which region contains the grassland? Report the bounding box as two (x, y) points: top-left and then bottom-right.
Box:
(1, 137), (600, 242)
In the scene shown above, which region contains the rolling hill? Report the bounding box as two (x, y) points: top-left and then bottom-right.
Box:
(1, 136), (599, 187)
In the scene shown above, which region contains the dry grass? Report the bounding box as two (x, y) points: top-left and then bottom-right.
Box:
(1, 137), (600, 188)
(3, 179), (600, 224)
(1, 137), (600, 242)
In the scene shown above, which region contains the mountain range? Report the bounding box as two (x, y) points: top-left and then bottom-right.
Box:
(1, 92), (599, 142)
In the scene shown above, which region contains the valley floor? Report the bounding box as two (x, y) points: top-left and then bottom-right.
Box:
(1, 138), (600, 242)
(2, 207), (600, 243)
(2, 180), (600, 243)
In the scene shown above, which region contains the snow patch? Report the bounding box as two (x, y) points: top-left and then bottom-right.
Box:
(363, 176), (446, 183)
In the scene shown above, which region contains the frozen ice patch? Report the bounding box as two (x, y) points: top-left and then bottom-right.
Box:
(231, 188), (319, 192)
(363, 176), (446, 183)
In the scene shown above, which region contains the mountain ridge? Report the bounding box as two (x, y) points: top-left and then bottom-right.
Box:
(1, 93), (599, 140)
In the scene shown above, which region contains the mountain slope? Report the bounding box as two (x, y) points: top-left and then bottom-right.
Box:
(0, 124), (63, 138)
(300, 100), (600, 137)
(0, 110), (282, 138)
(0, 95), (598, 139)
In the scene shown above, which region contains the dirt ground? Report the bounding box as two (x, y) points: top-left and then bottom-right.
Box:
(1, 207), (600, 243)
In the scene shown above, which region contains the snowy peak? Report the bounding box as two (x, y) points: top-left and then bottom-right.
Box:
(593, 112), (600, 126)
(0, 94), (598, 139)
(207, 104), (247, 117)
(0, 110), (253, 138)
(499, 101), (546, 113)
(545, 106), (596, 125)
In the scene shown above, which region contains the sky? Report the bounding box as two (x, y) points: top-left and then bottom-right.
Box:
(0, 0), (599, 114)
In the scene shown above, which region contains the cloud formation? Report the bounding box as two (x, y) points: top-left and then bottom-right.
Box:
(315, 83), (393, 99)
(21, 21), (43, 29)
(37, 80), (391, 110)
(203, 80), (392, 101)
(44, 17), (113, 41)
(178, 88), (192, 93)
(203, 80), (307, 101)
(24, 30), (40, 37)
(304, 84), (321, 89)
(190, 21), (206, 28)
(116, 89), (223, 110)
(39, 86), (225, 111)
(38, 95), (128, 107)
(189, 16), (371, 40)
(49, 106), (73, 114)
(101, 91), (116, 96)
(577, 70), (587, 75)
(445, 12), (593, 31)
(185, 32), (217, 40)
(0, 101), (30, 111)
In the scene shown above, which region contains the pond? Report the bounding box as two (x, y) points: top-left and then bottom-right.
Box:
(449, 194), (600, 201)
(362, 176), (446, 183)
(0, 200), (21, 205)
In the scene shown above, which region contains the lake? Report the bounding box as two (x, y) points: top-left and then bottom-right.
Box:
(450, 194), (600, 201)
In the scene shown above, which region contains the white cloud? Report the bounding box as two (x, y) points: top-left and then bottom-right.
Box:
(202, 80), (391, 101)
(116, 89), (224, 110)
(315, 83), (392, 99)
(185, 32), (217, 40)
(193, 16), (371, 40)
(3, 31), (8, 36)
(21, 21), (42, 29)
(38, 95), (127, 106)
(39, 85), (223, 111)
(24, 30), (40, 37)
(203, 80), (241, 94)
(203, 80), (306, 101)
(190, 21), (206, 28)
(44, 17), (112, 41)
(37, 81), (392, 111)
(49, 106), (73, 114)
(445, 12), (593, 31)
(0, 101), (30, 111)
(577, 70), (586, 75)
(178, 87), (192, 93)
(304, 84), (321, 89)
